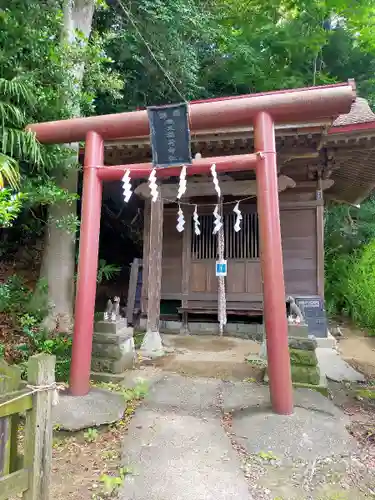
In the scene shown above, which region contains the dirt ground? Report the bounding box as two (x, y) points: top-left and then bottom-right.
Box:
(336, 322), (375, 379)
(154, 334), (263, 380)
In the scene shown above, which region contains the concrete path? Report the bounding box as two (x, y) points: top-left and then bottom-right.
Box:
(316, 347), (365, 383)
(119, 374), (355, 500)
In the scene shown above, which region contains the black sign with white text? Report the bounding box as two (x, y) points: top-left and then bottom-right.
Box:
(147, 103), (192, 167)
(294, 295), (328, 338)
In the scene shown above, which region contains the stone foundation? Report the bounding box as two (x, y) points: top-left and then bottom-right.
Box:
(263, 331), (327, 394)
(90, 319), (136, 383)
(157, 319), (311, 342)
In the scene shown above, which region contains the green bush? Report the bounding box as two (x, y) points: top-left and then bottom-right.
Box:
(325, 253), (353, 317)
(0, 274), (71, 380)
(345, 240), (375, 335)
(0, 275), (49, 321)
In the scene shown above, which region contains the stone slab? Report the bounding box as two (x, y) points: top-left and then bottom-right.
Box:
(315, 333), (337, 349)
(91, 371), (131, 384)
(288, 324), (309, 338)
(92, 340), (135, 360)
(95, 319), (129, 334)
(231, 406), (356, 463)
(144, 373), (221, 417)
(288, 337), (317, 351)
(316, 347), (365, 383)
(221, 381), (340, 418)
(120, 368), (164, 390)
(93, 329), (134, 345)
(119, 408), (252, 500)
(52, 388), (125, 431)
(91, 352), (135, 374)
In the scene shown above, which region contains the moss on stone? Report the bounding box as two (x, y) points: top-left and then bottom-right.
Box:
(290, 365), (320, 385)
(293, 381), (328, 397)
(289, 348), (318, 367)
(356, 389), (375, 400)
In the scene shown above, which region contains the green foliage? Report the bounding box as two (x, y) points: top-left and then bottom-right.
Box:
(0, 274), (71, 380)
(0, 189), (24, 227)
(84, 428), (99, 442)
(99, 467), (132, 496)
(0, 0), (122, 232)
(96, 259), (121, 284)
(343, 241), (375, 334)
(324, 197), (375, 334)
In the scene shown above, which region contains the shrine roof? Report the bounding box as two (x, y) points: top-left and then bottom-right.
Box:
(97, 92), (375, 206)
(332, 97), (375, 127)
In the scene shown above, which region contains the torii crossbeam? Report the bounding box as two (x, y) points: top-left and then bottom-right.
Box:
(28, 81), (356, 415)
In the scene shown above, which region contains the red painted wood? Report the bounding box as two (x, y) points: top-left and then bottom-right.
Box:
(69, 131), (104, 396)
(97, 154), (258, 181)
(27, 82), (355, 144)
(254, 112), (293, 415)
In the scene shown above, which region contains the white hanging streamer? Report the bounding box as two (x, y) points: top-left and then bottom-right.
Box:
(193, 204), (201, 235)
(177, 165), (187, 199)
(148, 168), (159, 202)
(176, 203), (185, 232)
(121, 170), (133, 203)
(212, 204), (223, 234)
(233, 201), (243, 232)
(210, 163), (221, 198)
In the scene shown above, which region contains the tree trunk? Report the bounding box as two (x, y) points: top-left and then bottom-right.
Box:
(41, 0), (96, 333)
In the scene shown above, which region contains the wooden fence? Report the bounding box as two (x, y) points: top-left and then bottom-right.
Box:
(0, 353), (55, 500)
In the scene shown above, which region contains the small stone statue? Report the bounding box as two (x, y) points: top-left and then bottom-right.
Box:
(286, 296), (304, 324)
(112, 296), (120, 321)
(104, 299), (113, 321)
(103, 297), (121, 322)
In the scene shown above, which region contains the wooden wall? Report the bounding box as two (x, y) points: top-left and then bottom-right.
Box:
(280, 206), (318, 296)
(160, 211), (182, 298)
(142, 199), (322, 313)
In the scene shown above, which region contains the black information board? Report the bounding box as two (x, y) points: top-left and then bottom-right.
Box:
(294, 295), (328, 338)
(147, 103), (192, 167)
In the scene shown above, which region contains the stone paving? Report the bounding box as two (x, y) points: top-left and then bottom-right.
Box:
(119, 374), (358, 500)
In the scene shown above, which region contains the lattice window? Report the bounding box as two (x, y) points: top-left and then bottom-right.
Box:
(191, 212), (259, 259)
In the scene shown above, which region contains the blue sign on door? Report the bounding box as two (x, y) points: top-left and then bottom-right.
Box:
(216, 260), (227, 277)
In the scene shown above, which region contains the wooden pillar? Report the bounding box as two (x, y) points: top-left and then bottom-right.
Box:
(181, 205), (192, 333)
(316, 179), (325, 298)
(126, 258), (140, 325)
(146, 195), (163, 333)
(141, 199), (151, 315)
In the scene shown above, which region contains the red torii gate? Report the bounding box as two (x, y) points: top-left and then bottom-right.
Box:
(28, 81), (355, 415)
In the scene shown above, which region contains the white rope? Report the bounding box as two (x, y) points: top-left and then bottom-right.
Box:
(0, 382), (65, 409)
(217, 200), (227, 336)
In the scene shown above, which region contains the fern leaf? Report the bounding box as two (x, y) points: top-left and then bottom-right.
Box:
(0, 101), (26, 128)
(0, 77), (36, 107)
(1, 127), (42, 165)
(0, 153), (20, 189)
